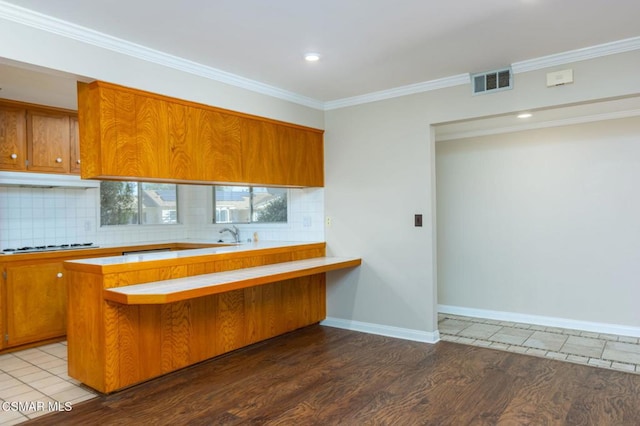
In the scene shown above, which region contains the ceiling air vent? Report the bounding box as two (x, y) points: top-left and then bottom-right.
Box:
(471, 67), (512, 95)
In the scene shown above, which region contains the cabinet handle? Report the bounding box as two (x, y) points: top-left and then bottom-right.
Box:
(55, 157), (63, 163)
(10, 153), (18, 159)
(76, 159), (81, 164)
(56, 272), (63, 278)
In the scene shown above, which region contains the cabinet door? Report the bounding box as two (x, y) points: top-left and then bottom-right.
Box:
(69, 115), (81, 174)
(241, 119), (281, 186)
(189, 107), (243, 182)
(27, 110), (70, 173)
(5, 262), (67, 347)
(0, 105), (27, 171)
(135, 94), (169, 179)
(241, 120), (324, 187)
(276, 125), (324, 187)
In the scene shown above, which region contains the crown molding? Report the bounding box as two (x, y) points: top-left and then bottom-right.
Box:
(0, 0), (324, 110)
(512, 36), (640, 74)
(2, 0), (640, 112)
(326, 36), (640, 110)
(324, 74), (470, 111)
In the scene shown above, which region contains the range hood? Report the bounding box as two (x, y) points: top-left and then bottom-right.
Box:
(0, 171), (100, 189)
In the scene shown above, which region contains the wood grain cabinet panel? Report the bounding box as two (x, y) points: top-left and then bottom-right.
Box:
(166, 102), (191, 180)
(78, 81), (323, 187)
(78, 83), (137, 178)
(0, 104), (27, 171)
(188, 107), (244, 182)
(134, 94), (170, 179)
(1, 100), (80, 175)
(5, 262), (67, 347)
(241, 119), (324, 187)
(27, 110), (71, 173)
(69, 116), (82, 174)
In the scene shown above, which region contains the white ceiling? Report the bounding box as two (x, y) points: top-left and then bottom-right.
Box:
(1, 0), (640, 108)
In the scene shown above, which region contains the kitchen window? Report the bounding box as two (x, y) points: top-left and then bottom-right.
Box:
(213, 186), (287, 224)
(100, 182), (179, 226)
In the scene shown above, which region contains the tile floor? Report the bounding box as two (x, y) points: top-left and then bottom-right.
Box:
(0, 342), (97, 425)
(439, 313), (640, 374)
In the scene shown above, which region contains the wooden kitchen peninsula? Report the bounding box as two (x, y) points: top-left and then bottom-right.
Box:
(63, 242), (361, 394)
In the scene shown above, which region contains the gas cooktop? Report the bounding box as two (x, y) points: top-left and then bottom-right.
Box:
(1, 243), (99, 255)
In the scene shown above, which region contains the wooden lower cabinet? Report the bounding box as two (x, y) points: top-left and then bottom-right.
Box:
(65, 243), (328, 393)
(5, 262), (67, 347)
(0, 244), (199, 352)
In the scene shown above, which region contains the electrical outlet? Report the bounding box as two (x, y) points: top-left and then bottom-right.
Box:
(325, 216), (332, 227)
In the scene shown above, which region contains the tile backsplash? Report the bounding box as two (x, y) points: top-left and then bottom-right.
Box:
(0, 185), (324, 250)
(0, 186), (97, 248)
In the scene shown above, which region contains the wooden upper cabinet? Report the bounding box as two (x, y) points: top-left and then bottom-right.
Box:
(241, 119), (324, 187)
(134, 93), (168, 179)
(77, 81), (324, 187)
(79, 83), (138, 178)
(0, 104), (27, 171)
(27, 110), (71, 173)
(69, 116), (82, 174)
(1, 100), (79, 175)
(189, 107), (244, 182)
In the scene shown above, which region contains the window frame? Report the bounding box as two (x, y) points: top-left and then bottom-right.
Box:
(100, 181), (180, 226)
(212, 186), (289, 225)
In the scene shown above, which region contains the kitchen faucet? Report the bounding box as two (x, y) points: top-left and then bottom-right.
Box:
(220, 225), (240, 243)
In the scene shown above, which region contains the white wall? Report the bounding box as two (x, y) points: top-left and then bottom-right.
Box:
(323, 99), (437, 341)
(325, 50), (640, 340)
(436, 116), (640, 327)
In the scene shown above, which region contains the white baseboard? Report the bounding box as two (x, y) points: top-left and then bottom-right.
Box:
(438, 304), (640, 338)
(320, 317), (440, 344)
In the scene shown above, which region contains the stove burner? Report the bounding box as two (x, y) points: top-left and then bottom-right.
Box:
(1, 243), (99, 255)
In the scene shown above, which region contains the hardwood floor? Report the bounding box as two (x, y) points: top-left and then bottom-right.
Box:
(26, 325), (640, 425)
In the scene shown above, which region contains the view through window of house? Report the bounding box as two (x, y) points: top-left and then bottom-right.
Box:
(213, 186), (287, 224)
(100, 182), (178, 226)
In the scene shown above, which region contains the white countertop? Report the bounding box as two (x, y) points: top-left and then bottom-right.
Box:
(65, 241), (323, 266)
(103, 256), (360, 304)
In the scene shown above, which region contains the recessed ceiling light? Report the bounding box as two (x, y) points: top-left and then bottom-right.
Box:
(304, 53), (320, 62)
(517, 112), (532, 119)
